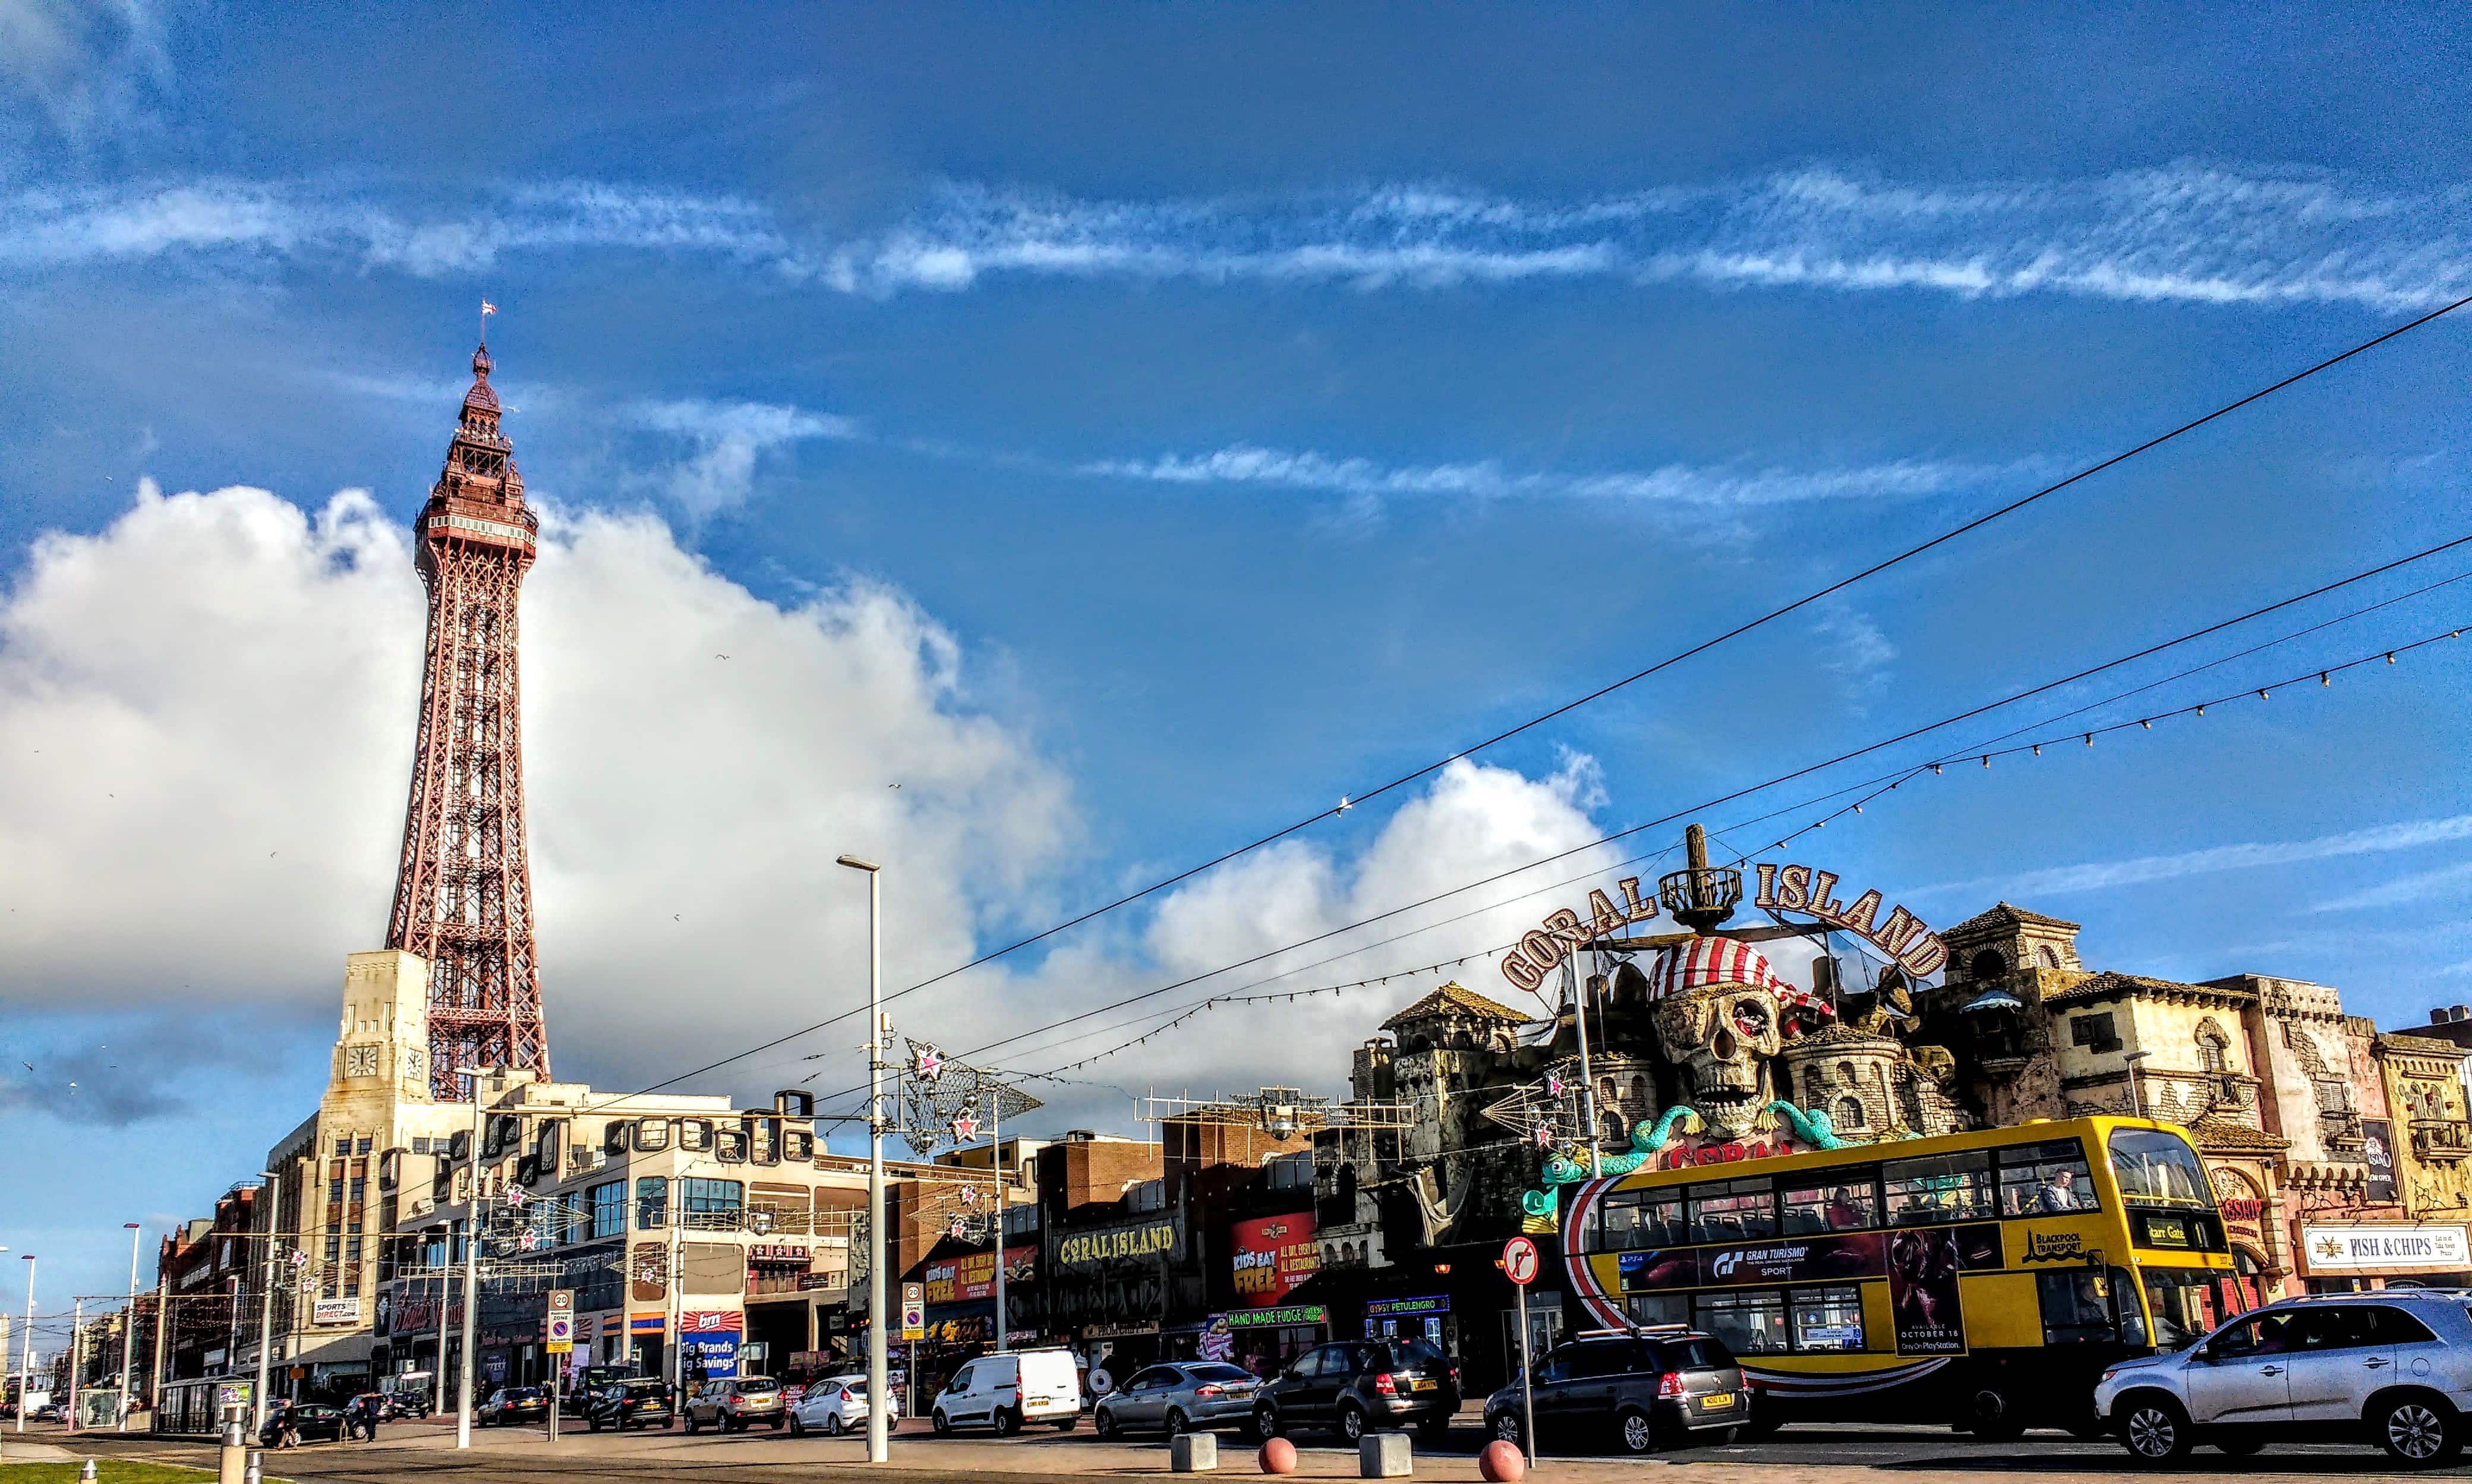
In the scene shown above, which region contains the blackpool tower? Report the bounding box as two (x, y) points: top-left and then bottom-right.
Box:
(386, 340), (550, 1097)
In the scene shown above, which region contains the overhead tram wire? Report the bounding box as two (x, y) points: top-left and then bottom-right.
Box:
(815, 298), (2472, 1012)
(966, 618), (2471, 1088)
(606, 308), (2472, 1109)
(780, 533), (2468, 1093)
(794, 592), (2467, 1110)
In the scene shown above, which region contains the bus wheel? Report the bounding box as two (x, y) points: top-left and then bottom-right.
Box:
(1969, 1389), (2026, 1441)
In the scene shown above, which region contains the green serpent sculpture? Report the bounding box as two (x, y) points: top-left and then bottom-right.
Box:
(1518, 1101), (1864, 1227)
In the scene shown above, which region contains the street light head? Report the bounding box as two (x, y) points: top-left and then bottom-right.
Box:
(836, 854), (881, 872)
(125, 1223), (140, 1230)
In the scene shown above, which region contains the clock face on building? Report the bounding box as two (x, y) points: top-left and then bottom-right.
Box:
(405, 1049), (425, 1082)
(346, 1044), (380, 1077)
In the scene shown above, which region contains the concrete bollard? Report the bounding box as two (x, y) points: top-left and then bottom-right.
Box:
(1171, 1432), (1219, 1472)
(218, 1417), (249, 1484)
(245, 1450), (264, 1484)
(81, 1460), (98, 1482)
(1360, 1431), (1413, 1478)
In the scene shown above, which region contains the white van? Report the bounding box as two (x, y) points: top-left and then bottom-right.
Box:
(931, 1349), (1083, 1435)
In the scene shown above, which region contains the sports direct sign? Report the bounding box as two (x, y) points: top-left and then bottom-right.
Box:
(1230, 1214), (1319, 1306)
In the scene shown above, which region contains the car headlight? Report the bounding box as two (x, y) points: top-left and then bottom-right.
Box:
(2098, 1369), (2118, 1383)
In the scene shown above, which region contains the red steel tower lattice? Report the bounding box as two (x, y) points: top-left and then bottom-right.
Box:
(387, 342), (550, 1097)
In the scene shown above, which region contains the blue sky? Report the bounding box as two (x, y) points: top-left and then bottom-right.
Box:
(4, 4), (2471, 1322)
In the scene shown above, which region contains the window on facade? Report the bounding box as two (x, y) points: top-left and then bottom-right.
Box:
(1788, 1285), (1866, 1352)
(356, 1136), (373, 1155)
(1995, 1139), (2096, 1217)
(322, 1236), (342, 1298)
(1693, 1290), (1788, 1354)
(1833, 1095), (1868, 1131)
(411, 1137), (431, 1154)
(1883, 1151), (1994, 1225)
(2070, 1013), (2120, 1054)
(683, 1179), (744, 1224)
(1782, 1178), (1878, 1234)
(343, 1237), (362, 1296)
(591, 1180), (626, 1241)
(1969, 949), (2007, 981)
(335, 1137), (351, 1157)
(1689, 1178), (1777, 1243)
(636, 1176), (669, 1230)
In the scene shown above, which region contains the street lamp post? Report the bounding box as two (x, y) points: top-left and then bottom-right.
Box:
(837, 853), (890, 1465)
(119, 1223), (141, 1431)
(2123, 1051), (2151, 1118)
(253, 1170), (280, 1432)
(15, 1254), (33, 1435)
(455, 1067), (491, 1451)
(67, 1300), (83, 1434)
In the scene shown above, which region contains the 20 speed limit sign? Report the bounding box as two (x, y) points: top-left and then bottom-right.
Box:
(1500, 1235), (1540, 1286)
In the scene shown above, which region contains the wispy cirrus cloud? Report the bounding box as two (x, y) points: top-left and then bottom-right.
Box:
(1923, 813), (2472, 900)
(2313, 858), (2472, 914)
(7, 164), (2471, 314)
(1075, 442), (2028, 512)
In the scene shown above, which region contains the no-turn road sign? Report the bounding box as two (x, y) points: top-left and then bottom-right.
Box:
(1500, 1235), (1540, 1286)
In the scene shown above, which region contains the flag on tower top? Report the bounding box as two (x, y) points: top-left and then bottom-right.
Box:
(481, 301), (498, 315)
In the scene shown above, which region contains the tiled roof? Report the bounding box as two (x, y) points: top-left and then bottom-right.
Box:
(1943, 901), (2082, 937)
(2043, 971), (2253, 1008)
(1381, 980), (1532, 1030)
(2187, 1116), (2289, 1154)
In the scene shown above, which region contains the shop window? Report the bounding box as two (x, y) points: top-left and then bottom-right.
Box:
(1883, 1151), (1994, 1226)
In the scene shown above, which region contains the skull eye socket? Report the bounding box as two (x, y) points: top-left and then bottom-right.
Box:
(1731, 1001), (1771, 1038)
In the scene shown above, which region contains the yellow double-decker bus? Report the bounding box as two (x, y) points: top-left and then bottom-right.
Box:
(1560, 1115), (2241, 1437)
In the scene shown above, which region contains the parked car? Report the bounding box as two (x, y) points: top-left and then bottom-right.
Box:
(586, 1376), (677, 1432)
(685, 1376), (786, 1432)
(790, 1373), (898, 1436)
(1094, 1360), (1262, 1438)
(2096, 1290), (2472, 1466)
(261, 1403), (349, 1447)
(932, 1349), (1083, 1435)
(1483, 1328), (1748, 1455)
(379, 1372), (433, 1419)
(1253, 1338), (1461, 1445)
(478, 1386), (549, 1427)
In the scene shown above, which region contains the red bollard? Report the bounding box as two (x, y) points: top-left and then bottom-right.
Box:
(1478, 1440), (1527, 1482)
(1258, 1437), (1298, 1474)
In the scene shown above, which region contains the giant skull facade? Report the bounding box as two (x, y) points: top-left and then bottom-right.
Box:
(1651, 984), (1783, 1139)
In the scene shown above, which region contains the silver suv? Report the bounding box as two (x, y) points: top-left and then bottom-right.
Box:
(2094, 1290), (2472, 1466)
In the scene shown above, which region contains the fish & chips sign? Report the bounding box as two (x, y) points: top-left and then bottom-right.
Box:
(1499, 862), (1946, 994)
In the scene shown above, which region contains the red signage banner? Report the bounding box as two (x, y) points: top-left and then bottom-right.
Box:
(1231, 1214), (1320, 1306)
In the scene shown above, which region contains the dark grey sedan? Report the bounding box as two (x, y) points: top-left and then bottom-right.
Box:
(1093, 1361), (1263, 1437)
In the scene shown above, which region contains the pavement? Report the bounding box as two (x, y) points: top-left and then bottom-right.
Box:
(15, 1416), (2470, 1482)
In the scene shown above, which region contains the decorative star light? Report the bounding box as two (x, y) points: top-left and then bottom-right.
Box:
(951, 1112), (981, 1144)
(914, 1044), (945, 1082)
(507, 1186), (528, 1209)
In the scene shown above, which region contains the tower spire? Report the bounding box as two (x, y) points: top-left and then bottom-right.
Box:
(387, 338), (548, 1097)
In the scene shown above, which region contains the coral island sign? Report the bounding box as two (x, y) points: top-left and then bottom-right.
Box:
(1752, 863), (1946, 977)
(1499, 864), (1946, 994)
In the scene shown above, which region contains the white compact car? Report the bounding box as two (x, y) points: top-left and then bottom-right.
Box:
(2094, 1289), (2472, 1466)
(932, 1349), (1083, 1435)
(789, 1374), (897, 1436)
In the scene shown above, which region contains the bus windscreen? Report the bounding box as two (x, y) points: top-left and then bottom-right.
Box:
(2107, 1126), (2209, 1206)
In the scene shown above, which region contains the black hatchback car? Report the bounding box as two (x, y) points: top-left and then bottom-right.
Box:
(260, 1403), (349, 1447)
(1253, 1338), (1461, 1444)
(1484, 1328), (1748, 1455)
(586, 1377), (677, 1432)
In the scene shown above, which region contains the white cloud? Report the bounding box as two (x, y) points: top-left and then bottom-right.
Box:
(620, 398), (860, 516)
(1925, 813), (2472, 900)
(1, 484), (1637, 1119)
(0, 0), (172, 143)
(8, 164), (2470, 314)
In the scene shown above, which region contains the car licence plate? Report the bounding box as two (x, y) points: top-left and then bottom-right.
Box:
(1700, 1393), (1734, 1410)
(1410, 1378), (1436, 1392)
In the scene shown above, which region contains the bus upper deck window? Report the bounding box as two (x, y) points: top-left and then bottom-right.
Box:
(1689, 1177), (1778, 1243)
(1883, 1151), (1992, 1226)
(2108, 1127), (2209, 1205)
(1997, 1140), (2096, 1216)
